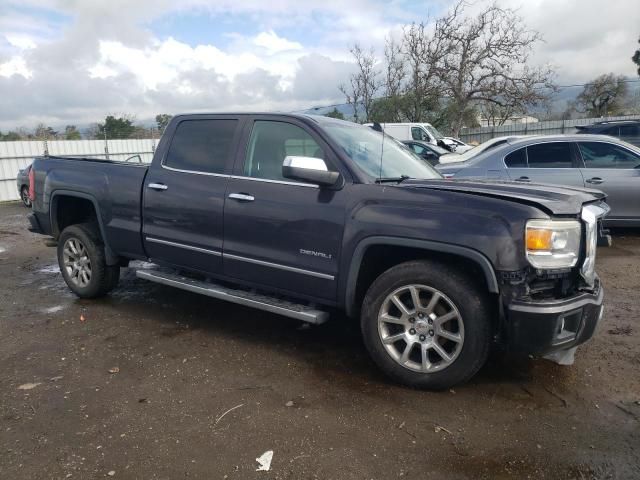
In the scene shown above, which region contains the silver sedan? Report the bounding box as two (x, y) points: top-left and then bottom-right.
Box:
(436, 134), (640, 227)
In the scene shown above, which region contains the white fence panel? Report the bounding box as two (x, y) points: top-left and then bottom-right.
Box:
(458, 114), (640, 144)
(0, 141), (45, 203)
(0, 139), (156, 202)
(105, 139), (156, 163)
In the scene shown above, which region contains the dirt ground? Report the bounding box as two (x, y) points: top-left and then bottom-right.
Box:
(0, 202), (638, 480)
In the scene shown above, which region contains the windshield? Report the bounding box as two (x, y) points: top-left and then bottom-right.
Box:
(324, 123), (441, 180)
(429, 144), (450, 155)
(423, 124), (444, 140)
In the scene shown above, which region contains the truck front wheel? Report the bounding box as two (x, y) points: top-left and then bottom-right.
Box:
(361, 260), (491, 390)
(57, 224), (120, 298)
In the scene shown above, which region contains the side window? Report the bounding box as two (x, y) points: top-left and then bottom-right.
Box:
(411, 127), (428, 141)
(165, 119), (237, 174)
(602, 126), (619, 136)
(244, 121), (324, 181)
(620, 125), (640, 138)
(411, 144), (426, 155)
(579, 142), (640, 169)
(504, 148), (527, 168)
(526, 142), (573, 168)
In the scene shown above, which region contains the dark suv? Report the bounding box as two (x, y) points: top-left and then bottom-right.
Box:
(576, 120), (640, 147)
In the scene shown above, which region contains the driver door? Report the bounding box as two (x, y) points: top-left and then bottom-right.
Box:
(222, 117), (348, 301)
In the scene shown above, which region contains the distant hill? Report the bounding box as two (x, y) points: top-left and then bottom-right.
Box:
(303, 79), (640, 121)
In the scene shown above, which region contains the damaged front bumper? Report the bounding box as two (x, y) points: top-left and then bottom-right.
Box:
(504, 278), (604, 362)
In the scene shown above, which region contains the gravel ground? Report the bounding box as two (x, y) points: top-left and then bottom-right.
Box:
(0, 202), (638, 479)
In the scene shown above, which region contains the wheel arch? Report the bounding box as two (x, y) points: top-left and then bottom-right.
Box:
(344, 236), (499, 318)
(50, 190), (118, 265)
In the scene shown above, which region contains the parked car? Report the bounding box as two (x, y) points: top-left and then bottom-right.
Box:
(576, 120), (640, 147)
(28, 114), (608, 389)
(438, 136), (525, 164)
(16, 164), (32, 207)
(402, 140), (452, 165)
(437, 134), (640, 227)
(441, 137), (473, 153)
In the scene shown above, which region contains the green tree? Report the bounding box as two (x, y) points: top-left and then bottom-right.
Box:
(324, 108), (345, 120)
(64, 125), (81, 140)
(633, 37), (640, 76)
(577, 74), (628, 117)
(97, 115), (136, 139)
(0, 131), (22, 141)
(155, 114), (173, 132)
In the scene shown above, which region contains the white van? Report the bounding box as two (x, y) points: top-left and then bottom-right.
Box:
(366, 122), (444, 145)
(366, 122), (474, 153)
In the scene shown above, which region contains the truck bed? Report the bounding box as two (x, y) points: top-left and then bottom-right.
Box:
(31, 155), (149, 260)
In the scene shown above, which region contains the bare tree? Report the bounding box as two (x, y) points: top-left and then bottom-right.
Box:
(339, 44), (381, 123)
(377, 36), (406, 122)
(576, 74), (629, 117)
(400, 21), (448, 122)
(435, 1), (554, 136)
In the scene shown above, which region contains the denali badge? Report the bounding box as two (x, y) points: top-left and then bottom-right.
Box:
(300, 248), (332, 259)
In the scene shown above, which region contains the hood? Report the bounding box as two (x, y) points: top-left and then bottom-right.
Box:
(401, 178), (606, 216)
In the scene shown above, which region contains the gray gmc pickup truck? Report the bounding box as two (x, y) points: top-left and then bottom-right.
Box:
(27, 113), (608, 389)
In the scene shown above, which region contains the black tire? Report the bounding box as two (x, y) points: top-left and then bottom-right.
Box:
(361, 259), (491, 390)
(20, 186), (31, 207)
(57, 223), (120, 298)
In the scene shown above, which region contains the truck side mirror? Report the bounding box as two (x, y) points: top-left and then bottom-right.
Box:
(282, 156), (341, 187)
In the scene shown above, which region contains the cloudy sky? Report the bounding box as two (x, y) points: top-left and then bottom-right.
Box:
(0, 0), (638, 130)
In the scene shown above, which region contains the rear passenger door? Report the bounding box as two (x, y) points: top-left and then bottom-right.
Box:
(577, 141), (640, 222)
(505, 142), (585, 188)
(222, 117), (347, 301)
(143, 116), (243, 274)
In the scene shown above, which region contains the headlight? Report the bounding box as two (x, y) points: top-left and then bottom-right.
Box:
(525, 219), (581, 269)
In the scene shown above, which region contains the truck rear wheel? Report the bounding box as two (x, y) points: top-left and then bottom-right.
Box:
(57, 223), (120, 298)
(21, 186), (31, 207)
(361, 260), (491, 390)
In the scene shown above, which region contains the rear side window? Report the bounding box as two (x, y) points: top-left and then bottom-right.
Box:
(579, 142), (640, 169)
(601, 126), (619, 136)
(165, 119), (238, 174)
(526, 143), (573, 168)
(620, 125), (640, 138)
(504, 148), (527, 168)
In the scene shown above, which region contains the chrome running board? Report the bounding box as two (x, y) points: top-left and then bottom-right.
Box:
(135, 269), (329, 325)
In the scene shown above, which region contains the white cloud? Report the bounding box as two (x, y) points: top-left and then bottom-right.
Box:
(5, 34), (38, 50)
(253, 30), (303, 54)
(0, 56), (31, 78)
(1, 0), (639, 130)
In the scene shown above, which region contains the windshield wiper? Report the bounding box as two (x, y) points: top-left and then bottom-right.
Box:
(375, 175), (411, 184)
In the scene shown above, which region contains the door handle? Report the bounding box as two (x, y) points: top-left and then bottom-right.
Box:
(516, 176), (531, 182)
(228, 193), (255, 202)
(148, 183), (168, 191)
(586, 177), (604, 185)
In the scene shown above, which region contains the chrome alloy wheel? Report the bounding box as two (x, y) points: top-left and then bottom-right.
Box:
(377, 284), (464, 372)
(62, 237), (92, 287)
(21, 188), (31, 207)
